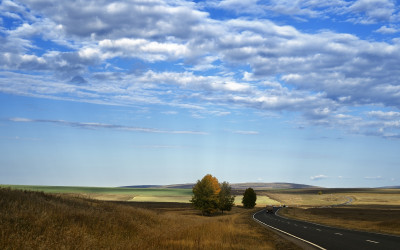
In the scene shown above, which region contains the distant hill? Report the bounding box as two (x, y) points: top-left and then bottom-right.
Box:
(378, 186), (400, 189)
(123, 185), (164, 188)
(123, 184), (195, 189)
(123, 182), (319, 190)
(230, 182), (319, 190)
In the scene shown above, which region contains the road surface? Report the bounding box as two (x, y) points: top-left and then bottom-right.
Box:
(253, 208), (400, 250)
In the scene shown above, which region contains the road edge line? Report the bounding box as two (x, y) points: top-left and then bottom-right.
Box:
(253, 209), (327, 250)
(274, 208), (400, 238)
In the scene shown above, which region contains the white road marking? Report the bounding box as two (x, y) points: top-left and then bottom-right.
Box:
(335, 233), (343, 236)
(253, 210), (327, 250)
(366, 240), (379, 244)
(316, 229), (322, 231)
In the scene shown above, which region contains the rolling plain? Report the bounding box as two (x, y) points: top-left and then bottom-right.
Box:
(272, 188), (400, 236)
(1, 184), (400, 249)
(0, 187), (298, 249)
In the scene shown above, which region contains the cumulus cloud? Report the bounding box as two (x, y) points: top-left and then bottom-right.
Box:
(375, 25), (400, 34)
(368, 111), (400, 119)
(209, 0), (399, 25)
(69, 75), (88, 85)
(349, 0), (396, 23)
(1, 0), (400, 139)
(18, 0), (207, 40)
(98, 38), (190, 62)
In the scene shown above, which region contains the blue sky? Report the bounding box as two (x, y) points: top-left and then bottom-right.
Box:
(1, 0), (400, 187)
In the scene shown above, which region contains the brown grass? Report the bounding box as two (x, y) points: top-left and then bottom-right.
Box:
(253, 188), (400, 207)
(259, 191), (348, 207)
(0, 188), (299, 249)
(279, 206), (400, 236)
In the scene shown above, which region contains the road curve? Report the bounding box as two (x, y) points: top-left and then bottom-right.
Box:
(253, 208), (400, 250)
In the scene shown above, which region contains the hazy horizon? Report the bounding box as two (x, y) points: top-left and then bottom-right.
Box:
(1, 0), (400, 188)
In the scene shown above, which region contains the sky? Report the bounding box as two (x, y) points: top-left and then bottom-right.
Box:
(1, 0), (400, 188)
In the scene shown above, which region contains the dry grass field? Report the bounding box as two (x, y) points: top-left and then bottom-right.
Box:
(0, 188), (299, 249)
(0, 185), (193, 202)
(259, 190), (348, 207)
(1, 185), (280, 206)
(257, 188), (400, 207)
(279, 206), (400, 236)
(273, 188), (400, 236)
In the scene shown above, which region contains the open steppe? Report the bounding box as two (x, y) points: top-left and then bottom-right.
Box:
(0, 184), (279, 206)
(0, 185), (193, 202)
(279, 206), (400, 236)
(0, 187), (299, 249)
(2, 184), (400, 249)
(273, 188), (400, 236)
(263, 188), (400, 207)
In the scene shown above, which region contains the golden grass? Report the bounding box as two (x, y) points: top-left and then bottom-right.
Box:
(234, 195), (281, 207)
(0, 188), (300, 249)
(80, 192), (282, 205)
(258, 189), (400, 207)
(264, 189), (400, 236)
(279, 206), (400, 236)
(130, 195), (191, 203)
(346, 192), (400, 206)
(264, 192), (348, 207)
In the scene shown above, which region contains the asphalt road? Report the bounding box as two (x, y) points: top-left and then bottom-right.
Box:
(253, 208), (400, 250)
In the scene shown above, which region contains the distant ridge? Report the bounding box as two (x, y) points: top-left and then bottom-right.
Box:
(231, 182), (319, 190)
(122, 184), (195, 189)
(378, 186), (400, 189)
(123, 185), (163, 188)
(123, 182), (319, 189)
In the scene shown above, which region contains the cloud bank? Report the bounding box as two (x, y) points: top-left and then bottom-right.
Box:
(1, 0), (400, 138)
(8, 117), (207, 135)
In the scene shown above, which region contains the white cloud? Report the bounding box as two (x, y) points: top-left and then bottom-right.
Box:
(368, 111), (400, 119)
(134, 145), (183, 149)
(18, 0), (207, 40)
(98, 38), (190, 62)
(364, 176), (383, 180)
(310, 175), (328, 180)
(232, 130), (259, 135)
(162, 111), (178, 115)
(1, 0), (400, 139)
(349, 0), (396, 23)
(208, 0), (399, 26)
(375, 25), (399, 34)
(8, 117), (208, 135)
(9, 117), (33, 122)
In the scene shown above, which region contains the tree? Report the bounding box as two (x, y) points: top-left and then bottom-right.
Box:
(218, 181), (235, 213)
(242, 187), (257, 208)
(190, 174), (221, 215)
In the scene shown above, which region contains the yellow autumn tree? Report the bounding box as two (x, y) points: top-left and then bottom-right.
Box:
(190, 174), (221, 215)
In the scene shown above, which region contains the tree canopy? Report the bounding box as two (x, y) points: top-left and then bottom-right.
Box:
(190, 175), (235, 215)
(190, 174), (221, 215)
(218, 181), (235, 213)
(242, 187), (257, 208)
